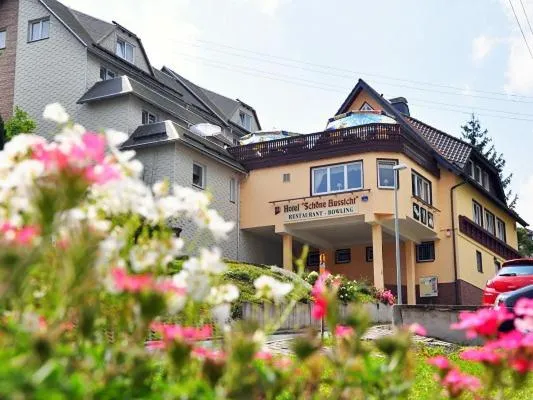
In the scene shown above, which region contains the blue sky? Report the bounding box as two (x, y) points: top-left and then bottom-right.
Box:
(64, 0), (533, 223)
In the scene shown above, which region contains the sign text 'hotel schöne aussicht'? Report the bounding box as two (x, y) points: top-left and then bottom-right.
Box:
(275, 197), (357, 222)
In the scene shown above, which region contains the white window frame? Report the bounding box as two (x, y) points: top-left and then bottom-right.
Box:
(473, 201), (483, 227)
(0, 30), (6, 50)
(412, 172), (432, 204)
(496, 218), (506, 242)
(484, 209), (495, 235)
(482, 171), (490, 191)
(239, 111), (252, 131)
(377, 159), (398, 189)
(475, 165), (482, 184)
(311, 161), (363, 195)
(100, 66), (116, 81)
(141, 110), (157, 125)
(116, 38), (134, 62)
(28, 17), (50, 42)
(192, 162), (206, 189)
(229, 177), (236, 203)
(466, 160), (474, 177)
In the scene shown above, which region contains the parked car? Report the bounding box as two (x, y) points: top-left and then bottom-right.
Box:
(494, 284), (533, 332)
(482, 259), (533, 305)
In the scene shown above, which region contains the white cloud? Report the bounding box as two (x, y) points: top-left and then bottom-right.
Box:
(472, 35), (496, 62)
(517, 175), (533, 226)
(504, 37), (533, 94)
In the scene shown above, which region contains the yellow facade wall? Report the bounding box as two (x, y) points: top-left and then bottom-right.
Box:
(345, 91), (384, 113)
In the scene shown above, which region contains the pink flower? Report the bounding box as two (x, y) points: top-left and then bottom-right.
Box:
(151, 322), (212, 343)
(255, 351), (273, 361)
(409, 323), (427, 336)
(485, 330), (524, 350)
(192, 346), (226, 362)
(145, 340), (166, 351)
(427, 355), (451, 370)
(273, 356), (293, 370)
(460, 348), (503, 365)
(514, 298), (533, 317)
(81, 133), (106, 163)
(442, 369), (481, 397)
(514, 316), (533, 334)
(311, 272), (330, 320)
(84, 163), (120, 184)
(112, 268), (153, 293)
(509, 357), (533, 374)
(335, 325), (354, 338)
(312, 296), (328, 320)
(451, 307), (513, 338)
(0, 223), (40, 246)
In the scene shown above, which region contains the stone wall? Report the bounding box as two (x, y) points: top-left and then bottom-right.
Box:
(0, 0), (19, 121)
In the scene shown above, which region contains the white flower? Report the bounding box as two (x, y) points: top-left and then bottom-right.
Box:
(173, 185), (210, 214)
(212, 303), (232, 327)
(105, 129), (128, 147)
(43, 103), (69, 124)
(173, 270), (211, 301)
(208, 284), (239, 304)
(167, 291), (187, 314)
(205, 209), (235, 241)
(183, 247), (226, 275)
(130, 247), (159, 272)
(254, 275), (293, 303)
(152, 181), (170, 197)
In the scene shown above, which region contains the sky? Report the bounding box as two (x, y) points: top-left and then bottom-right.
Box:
(62, 0), (533, 224)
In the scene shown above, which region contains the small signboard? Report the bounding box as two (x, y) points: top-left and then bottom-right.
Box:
(419, 276), (438, 298)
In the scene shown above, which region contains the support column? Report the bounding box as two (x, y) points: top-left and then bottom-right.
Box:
(372, 224), (384, 290)
(405, 240), (417, 305)
(282, 234), (293, 270)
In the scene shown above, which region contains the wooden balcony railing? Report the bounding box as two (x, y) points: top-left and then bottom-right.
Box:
(459, 215), (520, 260)
(228, 123), (438, 174)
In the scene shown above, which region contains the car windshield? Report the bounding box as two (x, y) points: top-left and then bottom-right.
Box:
(497, 265), (533, 276)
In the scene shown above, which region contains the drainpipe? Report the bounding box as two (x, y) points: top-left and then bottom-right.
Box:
(451, 181), (466, 305)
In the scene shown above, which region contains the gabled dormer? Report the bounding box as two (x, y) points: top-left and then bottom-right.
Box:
(463, 153), (507, 204)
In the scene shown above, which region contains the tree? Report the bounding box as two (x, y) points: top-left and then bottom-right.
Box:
(4, 106), (37, 140)
(461, 114), (517, 208)
(517, 227), (533, 257)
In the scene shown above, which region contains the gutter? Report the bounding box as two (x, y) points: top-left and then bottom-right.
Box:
(450, 180), (466, 305)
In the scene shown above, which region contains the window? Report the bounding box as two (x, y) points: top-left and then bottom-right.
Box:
(116, 38), (134, 62)
(28, 18), (50, 42)
(307, 251), (320, 267)
(377, 159), (397, 189)
(239, 111), (252, 131)
(476, 250), (483, 273)
(192, 163), (205, 189)
(416, 242), (435, 262)
(142, 110), (157, 125)
(99, 66), (116, 81)
(360, 102), (374, 111)
(484, 209), (495, 235)
(365, 246), (373, 262)
(466, 160), (474, 177)
(311, 161), (363, 195)
(496, 218), (506, 242)
(229, 178), (236, 203)
(412, 172), (432, 204)
(335, 249), (351, 264)
(0, 30), (6, 49)
(474, 165), (482, 184)
(473, 201), (483, 227)
(494, 259), (501, 273)
(282, 173), (291, 183)
(482, 171), (490, 191)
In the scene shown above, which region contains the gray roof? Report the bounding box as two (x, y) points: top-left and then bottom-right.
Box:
(69, 9), (115, 43)
(40, 0), (94, 45)
(121, 121), (245, 172)
(78, 76), (206, 127)
(405, 116), (472, 168)
(201, 88), (240, 120)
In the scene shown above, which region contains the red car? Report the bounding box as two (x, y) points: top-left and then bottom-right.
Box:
(482, 259), (533, 305)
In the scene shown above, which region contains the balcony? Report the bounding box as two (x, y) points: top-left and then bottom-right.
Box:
(459, 216), (520, 260)
(228, 123), (438, 175)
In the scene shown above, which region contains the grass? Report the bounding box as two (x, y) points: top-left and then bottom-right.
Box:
(409, 346), (533, 399)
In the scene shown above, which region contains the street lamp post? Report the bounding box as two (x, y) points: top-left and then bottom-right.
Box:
(393, 164), (407, 305)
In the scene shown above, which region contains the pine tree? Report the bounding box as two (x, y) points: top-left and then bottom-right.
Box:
(460, 114), (517, 208)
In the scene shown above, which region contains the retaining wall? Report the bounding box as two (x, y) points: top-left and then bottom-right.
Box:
(392, 305), (483, 345)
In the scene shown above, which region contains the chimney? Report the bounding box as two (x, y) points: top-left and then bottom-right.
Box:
(389, 97), (410, 116)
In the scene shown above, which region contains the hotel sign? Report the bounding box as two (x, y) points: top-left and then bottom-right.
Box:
(275, 197), (357, 223)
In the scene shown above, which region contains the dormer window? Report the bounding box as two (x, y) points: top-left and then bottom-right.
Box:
(482, 171), (490, 190)
(142, 110), (157, 125)
(239, 111), (252, 131)
(116, 38), (134, 62)
(100, 66), (116, 81)
(359, 102), (374, 111)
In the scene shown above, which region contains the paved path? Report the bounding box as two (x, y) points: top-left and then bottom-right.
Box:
(264, 324), (456, 355)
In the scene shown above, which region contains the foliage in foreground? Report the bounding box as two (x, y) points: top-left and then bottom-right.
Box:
(0, 105), (531, 399)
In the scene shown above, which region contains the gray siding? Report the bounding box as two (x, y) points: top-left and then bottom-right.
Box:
(14, 0), (87, 138)
(99, 28), (151, 74)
